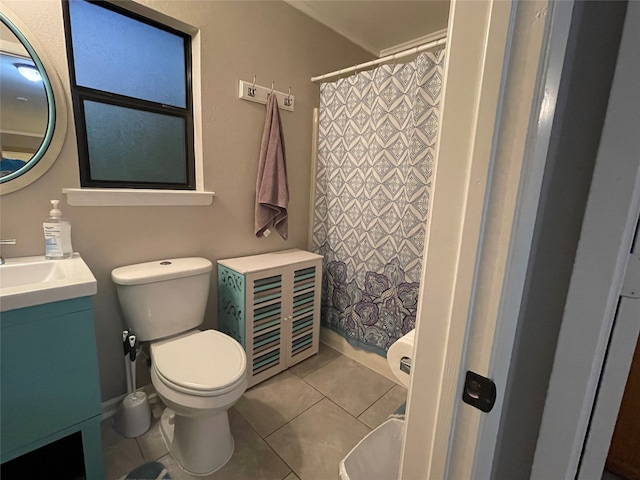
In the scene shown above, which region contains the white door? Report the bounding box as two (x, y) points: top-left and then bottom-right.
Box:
(399, 0), (639, 477)
(400, 0), (577, 477)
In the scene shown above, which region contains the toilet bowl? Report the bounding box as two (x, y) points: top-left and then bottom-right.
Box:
(111, 258), (248, 476)
(151, 330), (247, 475)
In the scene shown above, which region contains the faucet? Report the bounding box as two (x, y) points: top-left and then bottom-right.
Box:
(0, 239), (16, 265)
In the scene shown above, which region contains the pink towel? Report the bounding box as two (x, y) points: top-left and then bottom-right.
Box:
(255, 93), (289, 239)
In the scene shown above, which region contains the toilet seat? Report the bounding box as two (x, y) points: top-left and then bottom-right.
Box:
(152, 330), (246, 397)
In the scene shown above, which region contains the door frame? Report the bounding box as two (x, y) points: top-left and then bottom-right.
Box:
(532, 1), (640, 477)
(400, 0), (575, 477)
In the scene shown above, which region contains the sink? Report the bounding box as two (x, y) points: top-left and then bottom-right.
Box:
(1, 259), (67, 289)
(0, 253), (97, 312)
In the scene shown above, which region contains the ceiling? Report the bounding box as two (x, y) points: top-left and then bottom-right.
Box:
(284, 0), (450, 57)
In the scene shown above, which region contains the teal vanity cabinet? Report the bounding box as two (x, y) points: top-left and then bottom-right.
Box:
(218, 249), (323, 387)
(1, 297), (104, 479)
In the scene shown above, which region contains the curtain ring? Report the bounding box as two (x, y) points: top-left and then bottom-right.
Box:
(270, 81), (274, 93)
(392, 53), (397, 68)
(252, 75), (256, 89)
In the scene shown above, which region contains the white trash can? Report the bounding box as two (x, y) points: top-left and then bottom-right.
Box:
(339, 418), (405, 480)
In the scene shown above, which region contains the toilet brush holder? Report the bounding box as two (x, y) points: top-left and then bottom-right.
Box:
(114, 391), (151, 438)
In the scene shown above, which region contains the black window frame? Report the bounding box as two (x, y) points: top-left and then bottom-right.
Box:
(62, 0), (195, 190)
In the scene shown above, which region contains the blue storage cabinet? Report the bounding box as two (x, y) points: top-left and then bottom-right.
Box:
(218, 249), (322, 387)
(1, 297), (104, 479)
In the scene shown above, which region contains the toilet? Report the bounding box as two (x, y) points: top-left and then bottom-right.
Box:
(111, 257), (247, 476)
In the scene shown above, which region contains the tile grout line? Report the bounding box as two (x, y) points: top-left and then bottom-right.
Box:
(297, 354), (343, 381)
(261, 389), (326, 440)
(261, 418), (308, 480)
(321, 396), (373, 433)
(260, 354), (345, 480)
(232, 404), (307, 480)
(263, 395), (370, 480)
(357, 382), (396, 419)
(258, 379), (328, 472)
(300, 356), (398, 422)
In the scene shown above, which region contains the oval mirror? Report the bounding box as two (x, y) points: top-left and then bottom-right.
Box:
(0, 8), (67, 195)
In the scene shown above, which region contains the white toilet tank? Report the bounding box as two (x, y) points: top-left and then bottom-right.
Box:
(112, 257), (213, 341)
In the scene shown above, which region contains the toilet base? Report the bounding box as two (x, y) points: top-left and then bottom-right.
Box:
(159, 407), (234, 476)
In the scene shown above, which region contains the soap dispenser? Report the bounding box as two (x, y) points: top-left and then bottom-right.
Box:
(43, 199), (73, 259)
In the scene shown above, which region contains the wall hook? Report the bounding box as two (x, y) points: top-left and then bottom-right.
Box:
(248, 74), (257, 97)
(284, 86), (293, 107)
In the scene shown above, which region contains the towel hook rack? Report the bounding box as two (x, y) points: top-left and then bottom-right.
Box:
(238, 78), (295, 112)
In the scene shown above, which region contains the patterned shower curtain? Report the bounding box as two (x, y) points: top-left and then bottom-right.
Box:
(311, 50), (445, 356)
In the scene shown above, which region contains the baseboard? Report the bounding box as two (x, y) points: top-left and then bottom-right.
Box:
(320, 327), (399, 384)
(102, 393), (126, 420)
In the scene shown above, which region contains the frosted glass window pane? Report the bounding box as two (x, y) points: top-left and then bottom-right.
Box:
(84, 101), (187, 184)
(68, 0), (186, 108)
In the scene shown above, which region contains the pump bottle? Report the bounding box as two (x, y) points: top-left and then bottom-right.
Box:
(43, 200), (73, 259)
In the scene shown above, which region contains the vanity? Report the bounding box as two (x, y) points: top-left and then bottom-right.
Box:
(0, 255), (104, 479)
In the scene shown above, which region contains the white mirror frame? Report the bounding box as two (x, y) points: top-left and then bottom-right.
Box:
(0, 5), (67, 195)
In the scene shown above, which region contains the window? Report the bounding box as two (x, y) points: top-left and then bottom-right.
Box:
(62, 0), (194, 189)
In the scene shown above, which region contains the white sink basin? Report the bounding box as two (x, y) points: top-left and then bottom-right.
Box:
(0, 253), (97, 312)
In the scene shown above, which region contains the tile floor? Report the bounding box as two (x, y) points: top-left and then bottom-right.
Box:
(101, 344), (406, 480)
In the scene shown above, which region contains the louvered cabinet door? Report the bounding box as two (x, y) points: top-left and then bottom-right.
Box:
(284, 263), (321, 367)
(246, 271), (286, 386)
(218, 249), (323, 387)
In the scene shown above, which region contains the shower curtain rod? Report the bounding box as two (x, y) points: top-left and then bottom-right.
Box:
(310, 35), (447, 83)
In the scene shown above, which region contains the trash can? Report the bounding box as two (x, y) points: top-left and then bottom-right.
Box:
(339, 418), (405, 480)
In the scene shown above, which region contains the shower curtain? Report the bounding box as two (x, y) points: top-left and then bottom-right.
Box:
(311, 49), (446, 356)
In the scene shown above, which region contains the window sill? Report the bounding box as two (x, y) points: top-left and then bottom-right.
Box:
(62, 188), (215, 207)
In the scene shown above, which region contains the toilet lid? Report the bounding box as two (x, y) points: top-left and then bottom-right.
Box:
(152, 330), (246, 395)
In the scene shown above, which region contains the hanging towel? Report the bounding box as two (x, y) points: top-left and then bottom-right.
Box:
(255, 93), (289, 239)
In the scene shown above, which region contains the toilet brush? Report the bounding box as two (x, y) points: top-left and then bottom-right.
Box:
(128, 334), (140, 399)
(114, 332), (150, 438)
(122, 330), (132, 394)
